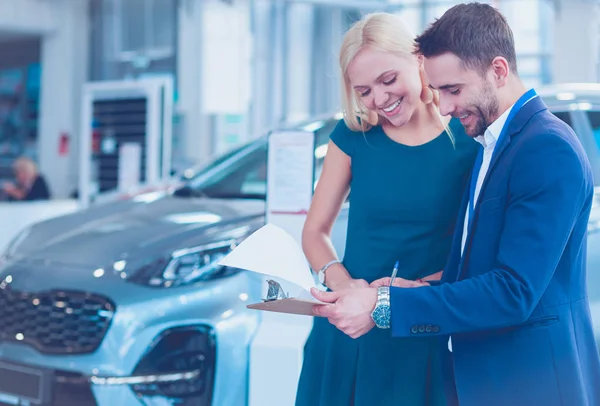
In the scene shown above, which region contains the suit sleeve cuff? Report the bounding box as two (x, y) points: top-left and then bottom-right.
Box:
(390, 286), (442, 337)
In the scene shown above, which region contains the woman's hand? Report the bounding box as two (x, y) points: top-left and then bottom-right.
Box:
(370, 277), (428, 288)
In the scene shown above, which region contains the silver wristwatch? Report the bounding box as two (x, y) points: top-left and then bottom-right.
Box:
(371, 286), (391, 329)
(317, 259), (341, 285)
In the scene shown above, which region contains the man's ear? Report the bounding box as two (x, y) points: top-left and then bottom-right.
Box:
(491, 56), (510, 87)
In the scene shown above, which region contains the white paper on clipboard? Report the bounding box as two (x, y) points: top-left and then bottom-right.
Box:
(218, 223), (325, 315)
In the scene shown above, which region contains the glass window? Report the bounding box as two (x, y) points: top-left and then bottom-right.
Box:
(120, 0), (146, 52)
(150, 0), (176, 50)
(90, 0), (177, 81)
(119, 0), (175, 55)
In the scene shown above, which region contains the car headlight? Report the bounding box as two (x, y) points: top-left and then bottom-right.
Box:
(126, 240), (240, 288)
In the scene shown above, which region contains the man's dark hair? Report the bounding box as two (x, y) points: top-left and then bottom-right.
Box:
(415, 2), (518, 76)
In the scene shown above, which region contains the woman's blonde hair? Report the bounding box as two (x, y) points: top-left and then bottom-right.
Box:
(339, 13), (443, 134)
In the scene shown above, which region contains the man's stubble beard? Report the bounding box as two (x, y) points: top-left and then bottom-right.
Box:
(471, 81), (500, 137)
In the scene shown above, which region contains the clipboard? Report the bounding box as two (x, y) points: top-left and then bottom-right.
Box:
(246, 279), (324, 317)
(247, 298), (322, 316)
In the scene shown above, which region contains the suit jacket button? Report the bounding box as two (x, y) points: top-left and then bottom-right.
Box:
(410, 326), (418, 334)
(425, 325), (432, 333)
(432, 326), (440, 333)
(418, 325), (425, 333)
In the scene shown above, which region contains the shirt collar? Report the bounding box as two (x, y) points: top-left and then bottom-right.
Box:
(473, 89), (536, 149)
(474, 102), (514, 149)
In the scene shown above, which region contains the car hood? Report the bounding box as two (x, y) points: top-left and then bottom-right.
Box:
(8, 195), (266, 268)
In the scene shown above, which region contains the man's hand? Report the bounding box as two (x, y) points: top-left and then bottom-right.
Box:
(311, 286), (377, 339)
(333, 278), (369, 291)
(370, 277), (428, 288)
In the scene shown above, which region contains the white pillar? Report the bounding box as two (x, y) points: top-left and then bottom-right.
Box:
(249, 0), (274, 137)
(553, 0), (599, 83)
(270, 2), (287, 128)
(38, 0), (90, 198)
(284, 3), (314, 124)
(177, 0), (207, 165)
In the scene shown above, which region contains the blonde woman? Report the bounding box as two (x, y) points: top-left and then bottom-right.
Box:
(296, 13), (477, 406)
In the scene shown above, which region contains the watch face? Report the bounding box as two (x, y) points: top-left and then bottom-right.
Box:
(372, 304), (391, 328)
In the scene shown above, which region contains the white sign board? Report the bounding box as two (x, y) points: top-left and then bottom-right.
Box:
(118, 143), (142, 191)
(266, 130), (315, 243)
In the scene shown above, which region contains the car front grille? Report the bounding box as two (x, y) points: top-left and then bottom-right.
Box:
(0, 289), (115, 354)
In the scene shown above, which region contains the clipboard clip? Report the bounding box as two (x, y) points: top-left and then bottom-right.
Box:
(263, 279), (289, 302)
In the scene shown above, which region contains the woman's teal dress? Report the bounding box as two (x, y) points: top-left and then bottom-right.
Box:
(295, 118), (478, 406)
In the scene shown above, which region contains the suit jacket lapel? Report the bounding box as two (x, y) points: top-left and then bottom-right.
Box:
(456, 96), (548, 281)
(476, 96), (548, 202)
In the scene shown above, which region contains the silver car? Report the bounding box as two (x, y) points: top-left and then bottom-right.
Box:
(0, 118), (342, 406)
(0, 85), (599, 406)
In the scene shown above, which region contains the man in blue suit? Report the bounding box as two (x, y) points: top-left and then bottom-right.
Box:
(312, 3), (600, 405)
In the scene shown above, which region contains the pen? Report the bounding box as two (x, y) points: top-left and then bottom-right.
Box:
(389, 261), (399, 287)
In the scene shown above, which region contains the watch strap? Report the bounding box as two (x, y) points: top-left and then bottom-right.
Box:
(377, 286), (390, 301)
(317, 259), (341, 285)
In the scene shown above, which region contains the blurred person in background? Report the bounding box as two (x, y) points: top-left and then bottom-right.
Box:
(295, 12), (477, 406)
(2, 156), (51, 201)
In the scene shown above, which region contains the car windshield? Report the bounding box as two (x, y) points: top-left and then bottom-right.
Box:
(175, 118), (338, 199)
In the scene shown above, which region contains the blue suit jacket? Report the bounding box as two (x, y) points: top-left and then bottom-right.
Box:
(390, 96), (600, 406)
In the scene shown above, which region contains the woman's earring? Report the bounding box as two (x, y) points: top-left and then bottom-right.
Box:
(366, 109), (379, 126)
(419, 68), (434, 105)
(420, 85), (434, 105)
